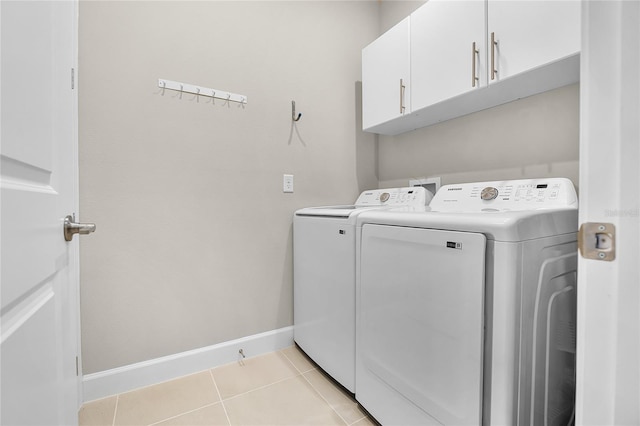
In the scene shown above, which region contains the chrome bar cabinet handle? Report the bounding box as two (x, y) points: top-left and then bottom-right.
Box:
(472, 42), (479, 87)
(400, 78), (406, 114)
(491, 32), (498, 80)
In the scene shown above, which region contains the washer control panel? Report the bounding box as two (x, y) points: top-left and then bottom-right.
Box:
(355, 187), (431, 207)
(430, 178), (578, 211)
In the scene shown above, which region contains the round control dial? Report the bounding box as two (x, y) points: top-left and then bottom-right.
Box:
(481, 187), (499, 200)
(379, 192), (390, 203)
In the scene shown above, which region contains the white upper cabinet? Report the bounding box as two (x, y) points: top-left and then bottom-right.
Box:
(411, 0), (486, 111)
(362, 17), (410, 131)
(362, 0), (580, 136)
(488, 0), (581, 83)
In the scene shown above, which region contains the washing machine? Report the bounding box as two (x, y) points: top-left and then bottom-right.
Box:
(294, 187), (432, 393)
(355, 178), (578, 425)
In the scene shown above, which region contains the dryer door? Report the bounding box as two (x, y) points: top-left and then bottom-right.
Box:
(357, 224), (486, 425)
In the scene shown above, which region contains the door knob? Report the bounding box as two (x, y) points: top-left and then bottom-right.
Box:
(64, 215), (96, 241)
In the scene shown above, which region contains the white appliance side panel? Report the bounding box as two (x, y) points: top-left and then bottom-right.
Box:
(358, 224), (486, 425)
(517, 237), (578, 426)
(293, 217), (356, 391)
(484, 241), (522, 426)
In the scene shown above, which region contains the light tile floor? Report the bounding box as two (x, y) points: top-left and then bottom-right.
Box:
(79, 346), (376, 426)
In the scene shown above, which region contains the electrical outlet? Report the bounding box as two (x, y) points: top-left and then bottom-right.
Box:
(283, 174), (294, 193)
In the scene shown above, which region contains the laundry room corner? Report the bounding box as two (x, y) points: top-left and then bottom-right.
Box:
(77, 0), (379, 393)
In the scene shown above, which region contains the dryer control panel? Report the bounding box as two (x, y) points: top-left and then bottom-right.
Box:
(430, 178), (578, 212)
(355, 187), (431, 207)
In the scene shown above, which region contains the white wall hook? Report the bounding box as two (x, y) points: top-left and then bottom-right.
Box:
(292, 100), (302, 121)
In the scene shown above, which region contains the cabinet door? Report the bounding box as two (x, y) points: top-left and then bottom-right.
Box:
(362, 17), (410, 130)
(411, 0), (486, 111)
(488, 0), (580, 83)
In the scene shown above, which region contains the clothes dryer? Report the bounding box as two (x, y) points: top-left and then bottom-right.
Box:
(355, 178), (578, 425)
(294, 187), (432, 392)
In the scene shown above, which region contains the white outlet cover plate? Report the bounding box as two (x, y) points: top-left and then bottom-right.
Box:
(283, 174), (294, 193)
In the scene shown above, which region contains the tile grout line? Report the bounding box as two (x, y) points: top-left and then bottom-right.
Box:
(280, 349), (350, 426)
(347, 414), (370, 426)
(279, 347), (317, 375)
(112, 370), (229, 426)
(299, 372), (351, 426)
(143, 369), (230, 426)
(209, 349), (313, 405)
(111, 395), (119, 426)
(209, 369), (232, 426)
(146, 401), (223, 426)
(115, 351), (303, 426)
(281, 348), (371, 426)
(220, 373), (301, 403)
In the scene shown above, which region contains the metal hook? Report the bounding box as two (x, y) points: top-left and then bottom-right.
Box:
(292, 100), (302, 122)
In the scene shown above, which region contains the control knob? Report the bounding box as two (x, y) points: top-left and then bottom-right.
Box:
(380, 192), (390, 203)
(481, 187), (499, 200)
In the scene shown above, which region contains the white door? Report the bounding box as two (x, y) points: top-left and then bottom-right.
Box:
(411, 0), (486, 110)
(1, 1), (81, 425)
(488, 0), (580, 82)
(577, 1), (640, 425)
(362, 16), (410, 131)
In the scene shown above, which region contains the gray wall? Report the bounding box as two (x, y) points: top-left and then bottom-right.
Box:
(378, 84), (580, 188)
(379, 1), (425, 33)
(79, 1), (378, 374)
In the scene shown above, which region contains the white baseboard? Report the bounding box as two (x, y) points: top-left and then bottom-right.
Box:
(82, 326), (294, 403)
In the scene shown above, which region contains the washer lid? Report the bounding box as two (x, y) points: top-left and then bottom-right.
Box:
(295, 186), (432, 218)
(295, 205), (370, 218)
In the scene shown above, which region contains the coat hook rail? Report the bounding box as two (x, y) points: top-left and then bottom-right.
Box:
(159, 79), (247, 105)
